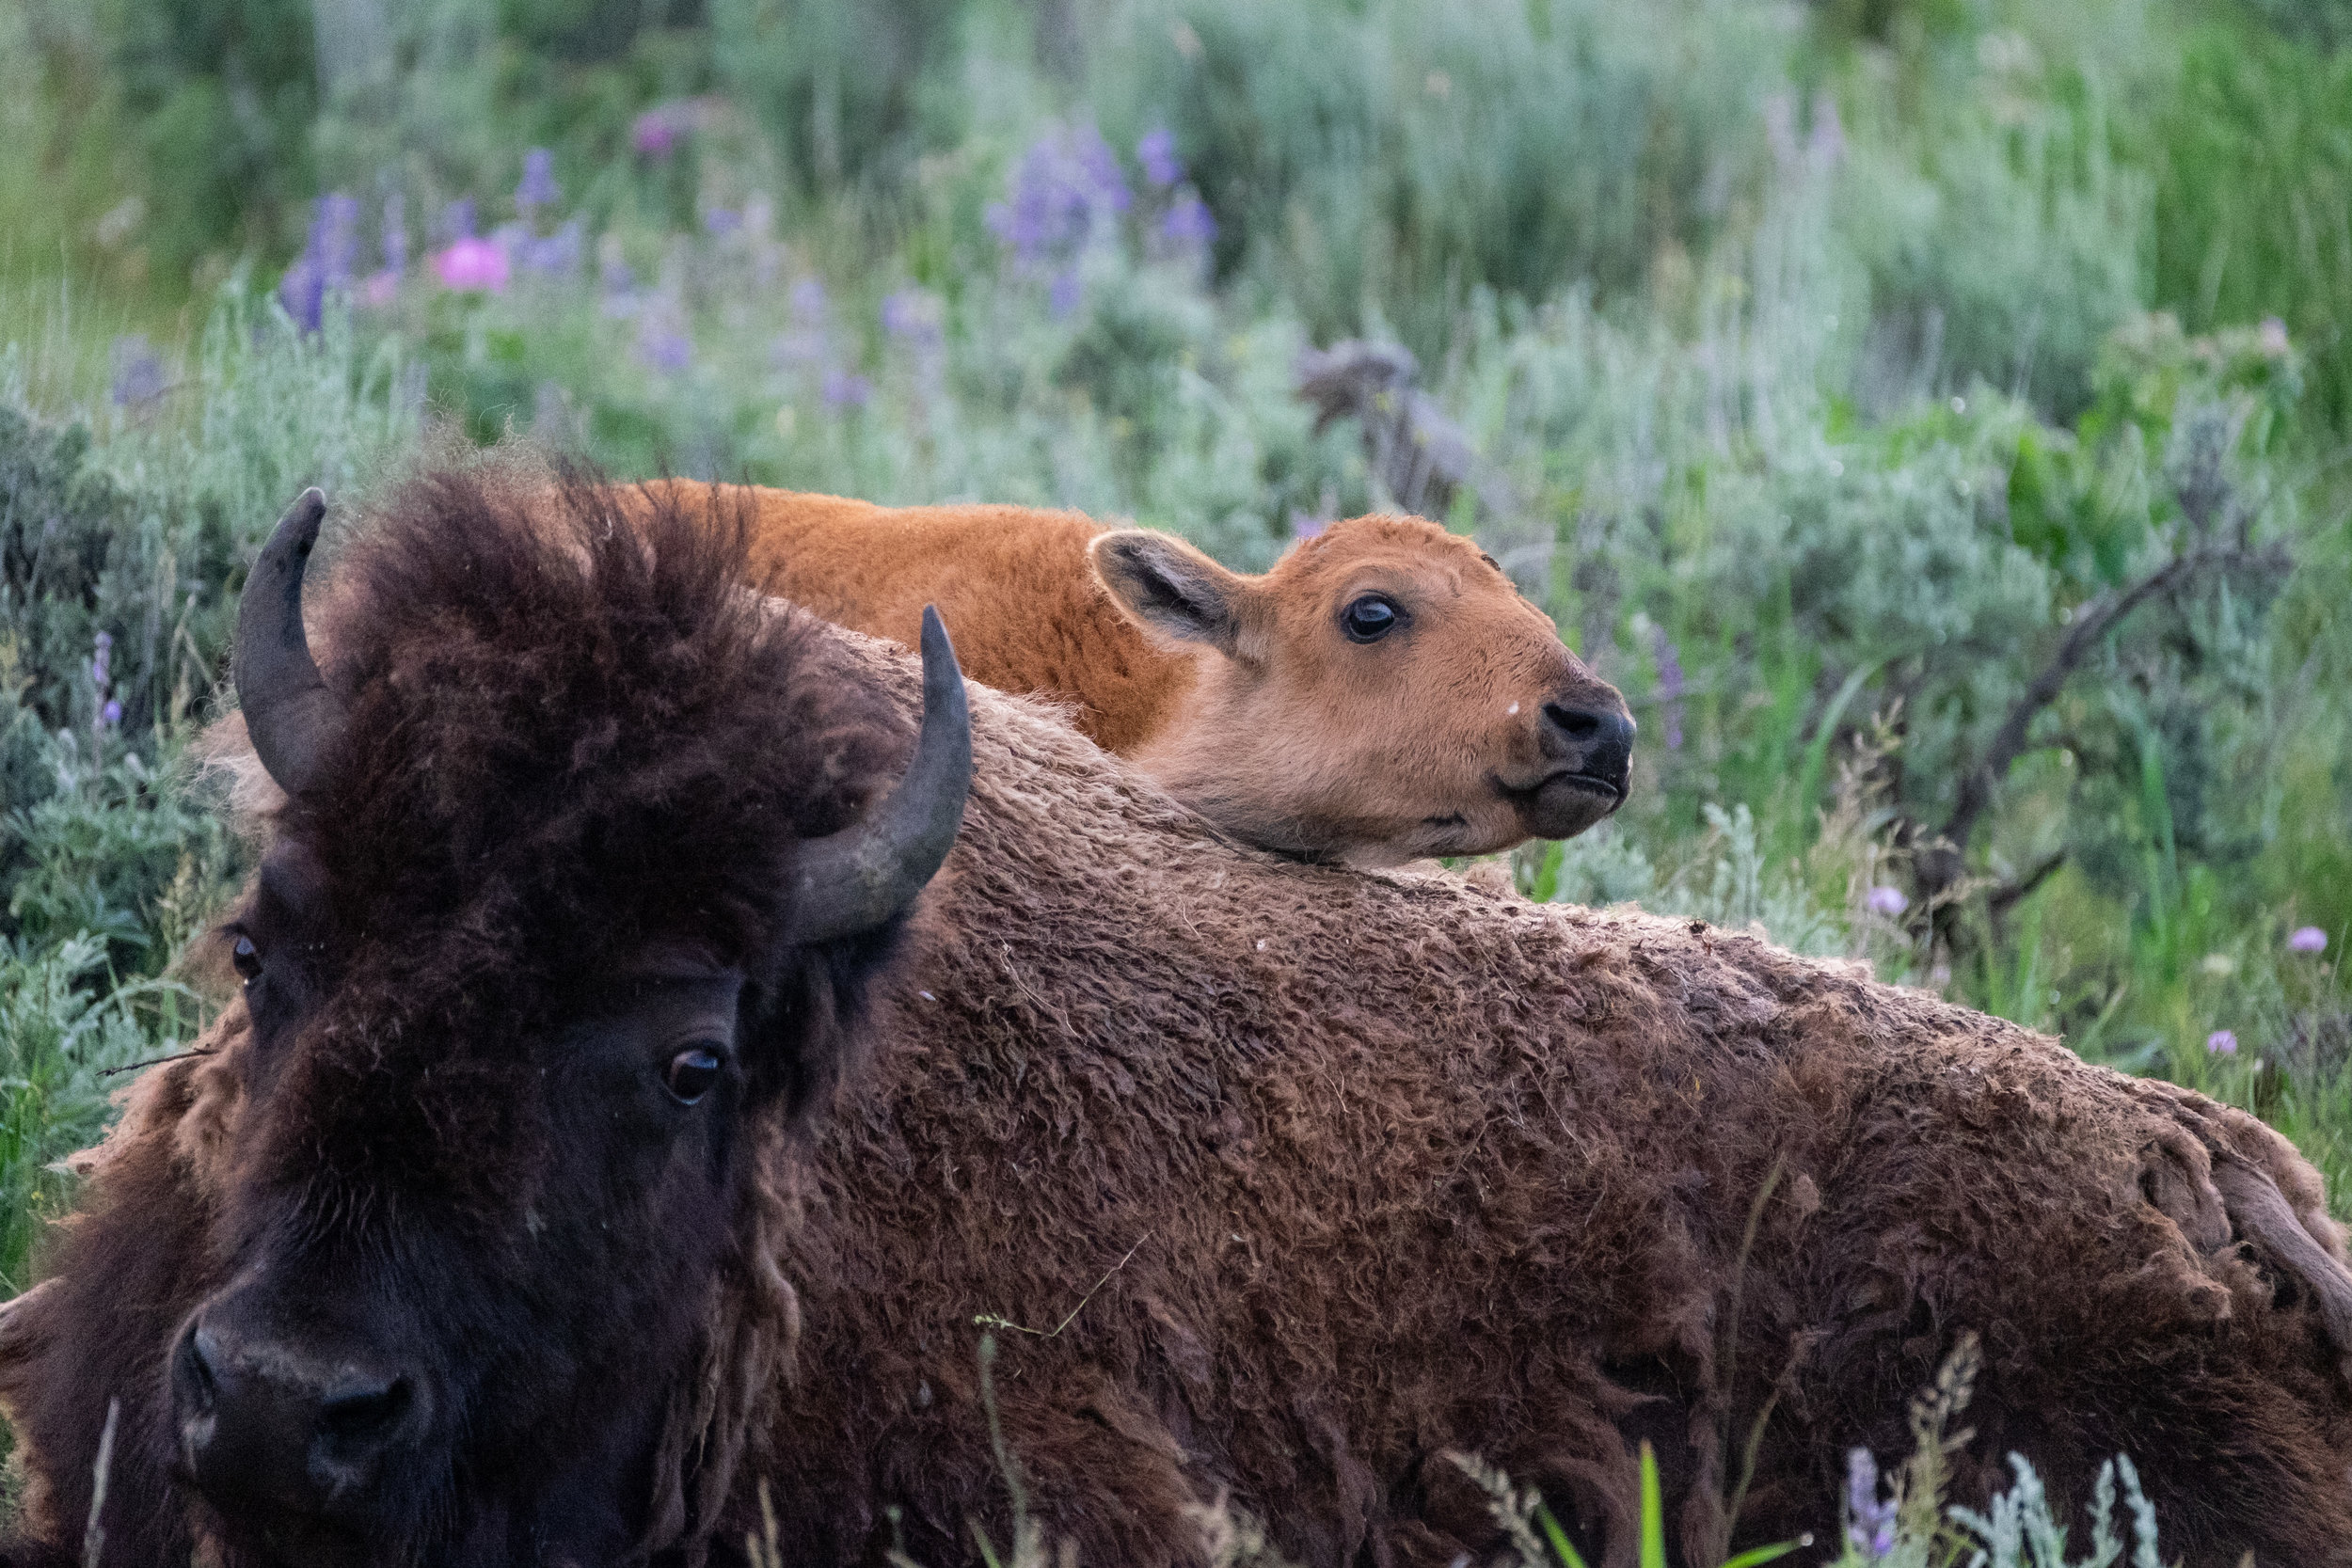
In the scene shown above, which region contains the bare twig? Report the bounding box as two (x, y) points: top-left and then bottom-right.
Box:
(1918, 540), (2288, 910)
(99, 1046), (215, 1079)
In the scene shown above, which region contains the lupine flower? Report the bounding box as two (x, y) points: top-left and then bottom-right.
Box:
(1866, 885), (1908, 918)
(636, 303), (691, 372)
(599, 236), (638, 318)
(821, 367), (872, 409)
(1160, 191), (1217, 247)
(1844, 1449), (1899, 1560)
(360, 272), (400, 309)
(519, 219), (583, 277)
(2207, 1029), (2239, 1055)
(985, 123), (1131, 279)
(278, 194), (357, 334)
(1806, 99), (1845, 171)
(2288, 926), (2328, 954)
(435, 236), (511, 293)
(109, 336), (167, 407)
(882, 288), (944, 349)
(90, 631), (118, 736)
(791, 277), (828, 325)
(516, 149), (560, 214)
(1648, 624), (1686, 752)
(704, 208), (742, 237)
(633, 103), (688, 158)
(1048, 266), (1083, 320)
(1137, 127), (1183, 187)
(438, 198), (477, 245)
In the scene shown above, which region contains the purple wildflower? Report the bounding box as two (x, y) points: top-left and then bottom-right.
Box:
(633, 103), (687, 158)
(986, 123), (1131, 269)
(278, 257), (324, 334)
(438, 198), (476, 245)
(1137, 127), (1183, 187)
(109, 336), (167, 407)
(278, 194), (356, 334)
(359, 271), (399, 309)
(704, 208), (742, 237)
(2207, 1029), (2239, 1056)
(2288, 926), (2328, 954)
(637, 304), (691, 373)
(1160, 191), (1217, 247)
(1048, 266), (1084, 319)
(790, 277), (829, 325)
(516, 149), (560, 214)
(520, 219), (583, 278)
(1806, 99), (1845, 172)
(1648, 624), (1686, 752)
(821, 367), (872, 410)
(1844, 1449), (1899, 1560)
(435, 237), (510, 293)
(1866, 885), (1908, 918)
(882, 288), (944, 348)
(90, 631), (117, 736)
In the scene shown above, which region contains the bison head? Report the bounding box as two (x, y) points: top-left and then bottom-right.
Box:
(6, 470), (967, 1568)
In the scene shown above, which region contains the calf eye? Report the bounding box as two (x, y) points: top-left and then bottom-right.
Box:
(664, 1046), (723, 1106)
(230, 933), (262, 984)
(1342, 595), (1402, 642)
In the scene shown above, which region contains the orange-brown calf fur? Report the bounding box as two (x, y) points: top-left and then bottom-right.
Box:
(641, 482), (1635, 864)
(717, 487), (1188, 756)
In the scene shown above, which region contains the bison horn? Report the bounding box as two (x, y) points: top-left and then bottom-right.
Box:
(234, 488), (347, 800)
(781, 606), (973, 944)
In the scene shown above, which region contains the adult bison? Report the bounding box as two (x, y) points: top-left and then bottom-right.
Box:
(658, 482), (1635, 866)
(5, 470), (2352, 1568)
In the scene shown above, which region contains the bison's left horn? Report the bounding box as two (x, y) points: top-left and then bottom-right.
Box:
(782, 606), (973, 944)
(234, 488), (348, 800)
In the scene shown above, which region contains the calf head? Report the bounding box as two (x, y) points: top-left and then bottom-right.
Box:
(1092, 515), (1631, 865)
(37, 473), (968, 1568)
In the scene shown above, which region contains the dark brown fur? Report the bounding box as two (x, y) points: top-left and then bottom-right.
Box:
(5, 476), (2350, 1567)
(0, 467), (925, 1567)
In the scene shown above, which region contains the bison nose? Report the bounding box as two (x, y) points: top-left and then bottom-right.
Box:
(1539, 699), (1635, 789)
(173, 1312), (421, 1520)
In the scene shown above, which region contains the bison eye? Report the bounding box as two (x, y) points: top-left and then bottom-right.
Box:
(1342, 594), (1401, 643)
(664, 1046), (723, 1106)
(230, 933), (262, 984)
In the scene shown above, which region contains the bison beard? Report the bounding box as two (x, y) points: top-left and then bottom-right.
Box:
(4, 482), (2352, 1566)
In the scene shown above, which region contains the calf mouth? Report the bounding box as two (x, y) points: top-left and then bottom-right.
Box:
(1492, 768), (1628, 841)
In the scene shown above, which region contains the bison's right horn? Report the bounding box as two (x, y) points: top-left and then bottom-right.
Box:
(781, 606), (973, 945)
(234, 487), (348, 800)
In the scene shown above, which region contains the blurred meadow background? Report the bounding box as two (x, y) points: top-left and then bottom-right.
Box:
(2, 0), (2350, 1444)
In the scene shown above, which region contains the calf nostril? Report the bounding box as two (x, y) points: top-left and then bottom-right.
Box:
(318, 1376), (411, 1446)
(1543, 702), (1605, 741)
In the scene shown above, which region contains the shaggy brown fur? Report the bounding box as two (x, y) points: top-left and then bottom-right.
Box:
(647, 482), (1633, 864)
(7, 488), (2352, 1568)
(0, 470), (931, 1568)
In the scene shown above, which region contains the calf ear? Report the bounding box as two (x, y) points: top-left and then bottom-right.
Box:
(1090, 531), (1249, 657)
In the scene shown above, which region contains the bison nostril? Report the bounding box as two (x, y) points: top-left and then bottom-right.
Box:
(1543, 702), (1604, 740)
(318, 1375), (410, 1446)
